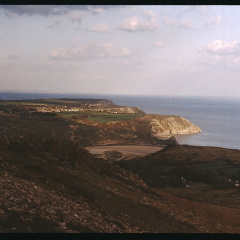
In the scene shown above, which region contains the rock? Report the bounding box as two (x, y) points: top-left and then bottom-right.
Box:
(151, 136), (179, 146)
(25, 198), (32, 204)
(9, 196), (15, 201)
(14, 198), (22, 204)
(150, 116), (201, 138)
(0, 209), (5, 215)
(165, 136), (179, 145)
(33, 199), (41, 205)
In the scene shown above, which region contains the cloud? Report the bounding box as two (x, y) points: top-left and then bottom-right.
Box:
(48, 16), (64, 28)
(205, 40), (240, 55)
(205, 15), (222, 26)
(67, 11), (82, 24)
(163, 18), (177, 27)
(0, 5), (68, 16)
(90, 23), (110, 32)
(49, 43), (130, 60)
(118, 10), (158, 32)
(155, 41), (164, 47)
(0, 5), (111, 17)
(91, 8), (103, 15)
(184, 5), (207, 12)
(200, 40), (240, 69)
(164, 17), (194, 29)
(178, 18), (194, 29)
(47, 12), (82, 29)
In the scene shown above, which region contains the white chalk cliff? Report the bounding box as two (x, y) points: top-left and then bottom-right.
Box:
(150, 116), (201, 138)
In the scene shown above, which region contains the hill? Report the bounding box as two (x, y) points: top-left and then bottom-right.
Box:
(0, 98), (200, 146)
(1, 136), (240, 233)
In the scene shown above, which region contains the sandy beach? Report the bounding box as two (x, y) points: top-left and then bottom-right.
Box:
(86, 145), (164, 156)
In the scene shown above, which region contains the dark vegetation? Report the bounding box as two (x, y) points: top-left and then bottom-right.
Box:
(116, 145), (240, 189)
(115, 145), (240, 209)
(1, 99), (240, 232)
(0, 136), (205, 233)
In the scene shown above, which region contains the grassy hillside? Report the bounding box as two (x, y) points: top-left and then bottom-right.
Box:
(115, 145), (240, 209)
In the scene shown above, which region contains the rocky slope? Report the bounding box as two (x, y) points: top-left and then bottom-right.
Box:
(1, 136), (240, 233)
(0, 136), (192, 233)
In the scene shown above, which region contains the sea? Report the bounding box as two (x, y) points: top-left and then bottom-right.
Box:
(1, 92), (240, 150)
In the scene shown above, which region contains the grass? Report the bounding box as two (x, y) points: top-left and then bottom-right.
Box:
(58, 111), (143, 123)
(195, 162), (240, 177)
(88, 113), (143, 123)
(57, 112), (83, 119)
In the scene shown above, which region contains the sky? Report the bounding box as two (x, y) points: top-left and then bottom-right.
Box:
(1, 5), (240, 97)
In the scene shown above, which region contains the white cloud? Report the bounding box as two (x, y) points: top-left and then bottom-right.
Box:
(118, 10), (158, 32)
(164, 17), (194, 29)
(49, 43), (130, 60)
(163, 18), (177, 27)
(205, 40), (240, 55)
(200, 40), (240, 69)
(91, 8), (103, 14)
(90, 23), (110, 32)
(179, 18), (194, 29)
(155, 41), (164, 47)
(205, 15), (222, 26)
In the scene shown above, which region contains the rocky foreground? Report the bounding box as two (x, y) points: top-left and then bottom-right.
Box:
(1, 136), (240, 233)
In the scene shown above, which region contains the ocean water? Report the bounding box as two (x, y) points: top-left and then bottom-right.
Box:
(1, 92), (240, 150)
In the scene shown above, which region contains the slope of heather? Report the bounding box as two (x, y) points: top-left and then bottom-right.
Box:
(1, 137), (240, 233)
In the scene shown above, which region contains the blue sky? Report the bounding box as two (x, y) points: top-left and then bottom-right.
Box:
(1, 5), (240, 97)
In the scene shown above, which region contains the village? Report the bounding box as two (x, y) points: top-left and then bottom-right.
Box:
(0, 100), (144, 116)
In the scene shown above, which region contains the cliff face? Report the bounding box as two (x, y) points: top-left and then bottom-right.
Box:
(150, 116), (201, 138)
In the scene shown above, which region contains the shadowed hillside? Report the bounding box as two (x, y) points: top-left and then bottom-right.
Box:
(115, 145), (240, 211)
(1, 137), (240, 233)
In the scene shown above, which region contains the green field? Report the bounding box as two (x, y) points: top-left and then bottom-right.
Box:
(58, 111), (143, 123)
(88, 113), (143, 123)
(57, 112), (84, 119)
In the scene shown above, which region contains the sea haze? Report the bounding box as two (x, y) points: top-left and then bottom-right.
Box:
(1, 92), (240, 150)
